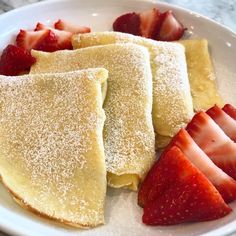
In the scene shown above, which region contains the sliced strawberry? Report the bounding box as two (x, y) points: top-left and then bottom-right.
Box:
(54, 19), (91, 34)
(207, 105), (236, 142)
(34, 31), (59, 52)
(156, 10), (185, 41)
(138, 153), (167, 207)
(223, 104), (236, 120)
(139, 8), (161, 38)
(139, 128), (236, 205)
(34, 22), (47, 31)
(113, 12), (141, 36)
(186, 111), (236, 180)
(35, 23), (73, 50)
(113, 9), (185, 41)
(0, 44), (36, 76)
(142, 146), (231, 226)
(16, 29), (52, 51)
(16, 29), (58, 52)
(169, 129), (236, 203)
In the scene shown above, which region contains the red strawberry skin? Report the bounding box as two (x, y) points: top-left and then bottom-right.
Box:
(16, 29), (59, 52)
(0, 44), (36, 76)
(34, 23), (73, 50)
(16, 29), (49, 51)
(223, 104), (236, 120)
(142, 146), (231, 226)
(169, 129), (236, 203)
(207, 105), (236, 142)
(157, 10), (185, 41)
(138, 150), (172, 207)
(113, 12), (141, 36)
(34, 30), (58, 52)
(186, 111), (236, 180)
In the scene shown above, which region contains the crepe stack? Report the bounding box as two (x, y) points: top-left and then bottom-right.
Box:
(0, 69), (108, 228)
(72, 31), (195, 148)
(30, 43), (156, 191)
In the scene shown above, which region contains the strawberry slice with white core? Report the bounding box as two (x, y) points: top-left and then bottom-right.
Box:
(16, 29), (59, 52)
(35, 23), (73, 50)
(169, 129), (236, 203)
(186, 111), (236, 180)
(54, 19), (91, 34)
(157, 10), (185, 41)
(139, 8), (161, 38)
(16, 29), (52, 51)
(207, 105), (236, 142)
(223, 104), (236, 120)
(142, 146), (231, 225)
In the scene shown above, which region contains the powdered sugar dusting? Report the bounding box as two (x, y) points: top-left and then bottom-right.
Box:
(73, 32), (194, 137)
(31, 43), (155, 178)
(151, 42), (194, 136)
(0, 69), (107, 226)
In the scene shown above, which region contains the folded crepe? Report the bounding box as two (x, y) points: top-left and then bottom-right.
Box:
(0, 69), (108, 228)
(30, 43), (155, 191)
(72, 32), (194, 148)
(180, 39), (223, 111)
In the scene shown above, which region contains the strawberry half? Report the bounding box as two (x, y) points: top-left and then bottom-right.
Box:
(223, 104), (236, 120)
(35, 23), (73, 50)
(207, 105), (236, 142)
(169, 129), (236, 203)
(142, 146), (231, 226)
(0, 44), (36, 76)
(54, 19), (91, 34)
(186, 111), (236, 180)
(139, 8), (161, 38)
(156, 10), (185, 41)
(113, 12), (141, 36)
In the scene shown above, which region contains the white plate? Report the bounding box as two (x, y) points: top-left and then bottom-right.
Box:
(0, 0), (236, 236)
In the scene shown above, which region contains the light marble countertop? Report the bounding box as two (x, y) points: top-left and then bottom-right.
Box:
(0, 0), (235, 32)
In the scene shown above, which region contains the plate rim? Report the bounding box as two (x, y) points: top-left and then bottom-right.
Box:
(0, 0), (235, 236)
(0, 0), (235, 37)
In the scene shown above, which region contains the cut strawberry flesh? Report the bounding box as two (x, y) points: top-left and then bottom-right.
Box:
(169, 129), (236, 203)
(223, 104), (236, 120)
(113, 12), (141, 36)
(35, 23), (73, 50)
(0, 44), (36, 76)
(139, 8), (161, 38)
(207, 105), (236, 142)
(186, 111), (236, 180)
(156, 10), (185, 41)
(16, 29), (51, 51)
(34, 30), (59, 52)
(54, 19), (91, 34)
(142, 146), (231, 225)
(34, 22), (47, 31)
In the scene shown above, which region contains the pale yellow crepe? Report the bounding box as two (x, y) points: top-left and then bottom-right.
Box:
(72, 32), (194, 148)
(0, 69), (108, 228)
(180, 39), (223, 111)
(30, 43), (155, 190)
